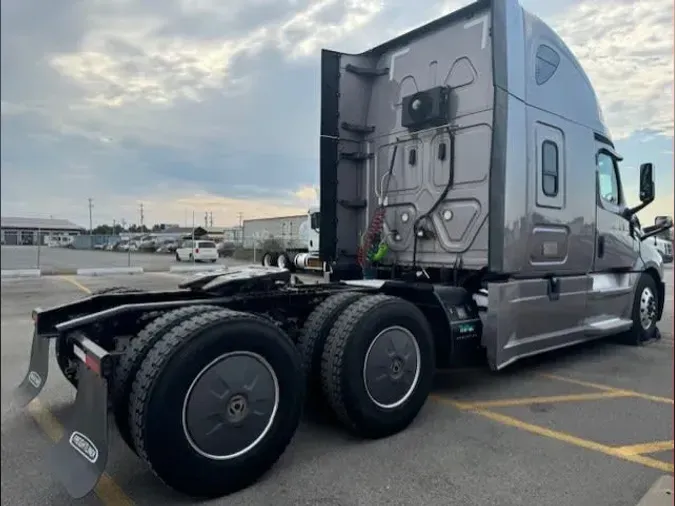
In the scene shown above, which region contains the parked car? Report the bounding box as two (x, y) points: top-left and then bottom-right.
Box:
(175, 239), (219, 262)
(217, 241), (236, 258)
(156, 239), (179, 253)
(105, 240), (120, 251)
(138, 237), (159, 252)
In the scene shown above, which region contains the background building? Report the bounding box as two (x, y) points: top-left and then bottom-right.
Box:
(0, 217), (84, 245)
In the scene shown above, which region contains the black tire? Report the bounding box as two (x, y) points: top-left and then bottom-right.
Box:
(276, 252), (295, 272)
(55, 286), (145, 388)
(112, 305), (222, 453)
(320, 294), (435, 439)
(261, 252), (277, 268)
(620, 274), (660, 345)
(129, 309), (304, 498)
(175, 253), (181, 262)
(297, 291), (365, 412)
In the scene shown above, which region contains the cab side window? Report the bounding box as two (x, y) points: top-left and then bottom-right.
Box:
(596, 152), (621, 206)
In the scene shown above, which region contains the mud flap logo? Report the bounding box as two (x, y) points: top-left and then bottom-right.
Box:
(28, 371), (42, 389)
(69, 432), (99, 464)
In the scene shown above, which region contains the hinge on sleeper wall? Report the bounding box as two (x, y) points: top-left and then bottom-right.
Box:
(340, 152), (374, 162)
(341, 122), (375, 134)
(345, 64), (389, 77)
(339, 199), (367, 209)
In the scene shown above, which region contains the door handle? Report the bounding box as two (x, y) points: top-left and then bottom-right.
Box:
(598, 235), (605, 258)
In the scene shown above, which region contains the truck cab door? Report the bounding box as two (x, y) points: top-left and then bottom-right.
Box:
(594, 150), (639, 271)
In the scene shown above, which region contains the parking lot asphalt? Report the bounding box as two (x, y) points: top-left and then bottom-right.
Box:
(0, 245), (254, 273)
(1, 272), (673, 506)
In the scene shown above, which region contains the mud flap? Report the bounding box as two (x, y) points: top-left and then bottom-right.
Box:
(49, 336), (113, 499)
(13, 328), (51, 408)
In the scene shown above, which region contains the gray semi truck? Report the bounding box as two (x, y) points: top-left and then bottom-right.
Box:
(13, 0), (673, 500)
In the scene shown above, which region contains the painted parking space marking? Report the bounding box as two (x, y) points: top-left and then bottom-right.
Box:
(453, 390), (633, 409)
(431, 395), (674, 473)
(431, 367), (674, 474)
(615, 441), (674, 456)
(541, 373), (674, 404)
(27, 399), (134, 505)
(58, 275), (93, 295)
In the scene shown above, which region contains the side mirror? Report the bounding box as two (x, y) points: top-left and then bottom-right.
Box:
(639, 163), (655, 203)
(655, 215), (673, 230)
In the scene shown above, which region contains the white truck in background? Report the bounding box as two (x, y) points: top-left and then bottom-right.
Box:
(651, 236), (673, 263)
(260, 206), (323, 272)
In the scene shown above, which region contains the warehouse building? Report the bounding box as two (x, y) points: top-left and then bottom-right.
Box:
(242, 214), (307, 249)
(0, 216), (84, 246)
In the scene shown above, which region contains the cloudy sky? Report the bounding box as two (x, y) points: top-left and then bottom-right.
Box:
(1, 0), (672, 228)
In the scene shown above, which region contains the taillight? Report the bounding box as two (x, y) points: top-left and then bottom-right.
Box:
(195, 248), (200, 254)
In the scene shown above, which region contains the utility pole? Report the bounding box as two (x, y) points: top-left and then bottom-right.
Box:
(88, 198), (94, 249)
(237, 212), (243, 244)
(209, 212), (213, 228)
(204, 211), (208, 228)
(139, 203), (145, 231)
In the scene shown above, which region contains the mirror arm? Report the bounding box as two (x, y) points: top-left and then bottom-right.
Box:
(640, 223), (673, 242)
(622, 197), (654, 219)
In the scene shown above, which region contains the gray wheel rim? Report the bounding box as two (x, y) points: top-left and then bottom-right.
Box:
(362, 325), (421, 409)
(263, 255), (272, 267)
(639, 287), (657, 330)
(278, 255), (287, 268)
(181, 351), (279, 460)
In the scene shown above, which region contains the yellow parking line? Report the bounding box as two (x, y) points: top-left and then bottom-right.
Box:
(541, 374), (674, 405)
(615, 441), (674, 456)
(431, 396), (674, 473)
(58, 276), (92, 295)
(454, 391), (632, 409)
(27, 399), (134, 505)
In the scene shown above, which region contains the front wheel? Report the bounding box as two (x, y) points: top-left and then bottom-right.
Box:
(620, 274), (661, 345)
(175, 253), (181, 262)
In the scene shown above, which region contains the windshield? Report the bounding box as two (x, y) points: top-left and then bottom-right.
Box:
(310, 212), (320, 231)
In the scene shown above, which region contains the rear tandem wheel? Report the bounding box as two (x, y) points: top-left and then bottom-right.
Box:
(320, 294), (436, 439)
(297, 291), (366, 412)
(111, 304), (223, 453)
(128, 309), (305, 498)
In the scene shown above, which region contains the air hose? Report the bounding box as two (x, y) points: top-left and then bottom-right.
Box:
(357, 144), (399, 267)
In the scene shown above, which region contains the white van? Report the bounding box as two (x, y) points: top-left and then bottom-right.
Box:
(175, 239), (219, 262)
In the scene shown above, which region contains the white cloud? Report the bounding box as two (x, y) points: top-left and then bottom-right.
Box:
(50, 0), (383, 108)
(551, 0), (674, 140)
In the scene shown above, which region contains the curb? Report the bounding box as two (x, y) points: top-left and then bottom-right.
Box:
(636, 475), (673, 506)
(76, 267), (145, 276)
(169, 265), (228, 273)
(1, 269), (42, 279)
(0, 264), (235, 278)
